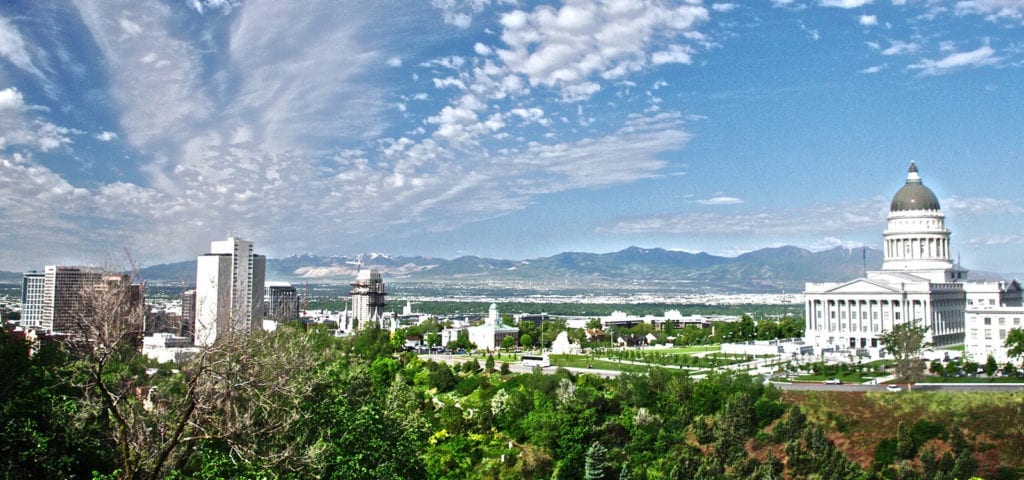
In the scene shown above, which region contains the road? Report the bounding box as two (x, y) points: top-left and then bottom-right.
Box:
(772, 382), (1024, 393)
(421, 355), (1024, 392)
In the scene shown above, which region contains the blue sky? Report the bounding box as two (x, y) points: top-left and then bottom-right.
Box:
(0, 0), (1022, 273)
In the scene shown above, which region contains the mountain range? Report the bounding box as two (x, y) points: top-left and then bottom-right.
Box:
(128, 245), (889, 293)
(3, 246), (1013, 294)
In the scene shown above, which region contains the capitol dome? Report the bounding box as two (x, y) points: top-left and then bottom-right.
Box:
(890, 161), (940, 212)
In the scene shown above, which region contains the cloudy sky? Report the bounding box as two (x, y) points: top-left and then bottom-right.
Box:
(0, 0), (1022, 273)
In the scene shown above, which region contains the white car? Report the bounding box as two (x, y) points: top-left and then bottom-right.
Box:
(823, 378), (842, 385)
(886, 384), (902, 392)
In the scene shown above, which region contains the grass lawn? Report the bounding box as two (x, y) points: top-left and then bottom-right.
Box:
(547, 355), (666, 373)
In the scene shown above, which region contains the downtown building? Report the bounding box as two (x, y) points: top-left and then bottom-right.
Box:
(41, 265), (104, 334)
(804, 163), (1021, 357)
(265, 282), (300, 321)
(194, 237), (266, 347)
(20, 271), (44, 328)
(350, 267), (386, 330)
(19, 266), (145, 343)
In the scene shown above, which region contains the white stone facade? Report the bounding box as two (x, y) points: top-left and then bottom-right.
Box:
(804, 163), (1018, 356)
(194, 237), (266, 347)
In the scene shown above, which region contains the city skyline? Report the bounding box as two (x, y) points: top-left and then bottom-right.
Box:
(0, 1), (1021, 273)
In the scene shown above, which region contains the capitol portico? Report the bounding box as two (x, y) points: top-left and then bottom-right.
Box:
(804, 163), (1020, 356)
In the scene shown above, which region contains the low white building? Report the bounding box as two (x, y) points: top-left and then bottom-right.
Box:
(466, 303), (518, 351)
(142, 332), (199, 364)
(963, 281), (1023, 364)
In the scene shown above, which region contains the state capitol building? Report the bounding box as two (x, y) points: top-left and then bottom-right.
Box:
(804, 163), (1022, 363)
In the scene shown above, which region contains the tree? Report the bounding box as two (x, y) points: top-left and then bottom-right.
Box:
(1004, 328), (1024, 362)
(501, 335), (515, 351)
(583, 441), (608, 480)
(879, 322), (930, 388)
(65, 273), (330, 479)
(520, 333), (534, 348)
(485, 354), (496, 373)
(984, 354), (999, 377)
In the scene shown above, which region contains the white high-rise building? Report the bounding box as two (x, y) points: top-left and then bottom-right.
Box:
(194, 237), (266, 346)
(350, 268), (386, 330)
(20, 271), (45, 328)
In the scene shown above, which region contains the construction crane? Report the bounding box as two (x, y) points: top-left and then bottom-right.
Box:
(123, 247), (146, 295)
(302, 281), (309, 316)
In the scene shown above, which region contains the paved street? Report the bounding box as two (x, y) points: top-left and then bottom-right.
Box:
(420, 354), (1024, 392)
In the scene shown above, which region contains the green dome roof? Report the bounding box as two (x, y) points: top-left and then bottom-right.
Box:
(890, 162), (940, 212)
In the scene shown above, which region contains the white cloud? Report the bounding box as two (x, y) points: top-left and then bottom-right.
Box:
(494, 1), (709, 101)
(603, 197), (887, 235)
(880, 40), (920, 56)
(474, 42), (492, 56)
(859, 14), (879, 25)
(0, 86), (24, 110)
(712, 3), (738, 12)
(0, 87), (76, 152)
(697, 196), (743, 205)
(96, 131), (118, 141)
(819, 0), (874, 8)
(118, 17), (143, 36)
(942, 196), (1024, 215)
(651, 44), (695, 65)
(387, 56), (402, 67)
(908, 45), (999, 75)
(189, 0), (241, 15)
(432, 0), (490, 28)
(955, 0), (1024, 22)
(858, 64), (885, 73)
(0, 17), (47, 82)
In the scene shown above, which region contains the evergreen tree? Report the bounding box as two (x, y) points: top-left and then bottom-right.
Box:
(984, 354), (999, 377)
(897, 420), (916, 459)
(584, 441), (608, 480)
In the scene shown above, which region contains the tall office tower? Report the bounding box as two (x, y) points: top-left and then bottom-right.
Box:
(180, 289), (196, 337)
(41, 265), (103, 333)
(350, 268), (386, 330)
(194, 237), (266, 347)
(265, 282), (300, 321)
(20, 271), (45, 328)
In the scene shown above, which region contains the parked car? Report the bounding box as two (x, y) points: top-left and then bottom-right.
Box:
(886, 384), (902, 392)
(823, 378), (842, 385)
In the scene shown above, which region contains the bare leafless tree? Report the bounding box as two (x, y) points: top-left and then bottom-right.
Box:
(66, 272), (324, 480)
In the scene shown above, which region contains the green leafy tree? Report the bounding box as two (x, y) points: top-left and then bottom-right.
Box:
(879, 321), (931, 388)
(501, 335), (515, 351)
(520, 333), (534, 349)
(1005, 328), (1024, 362)
(984, 354), (999, 377)
(756, 319), (780, 340)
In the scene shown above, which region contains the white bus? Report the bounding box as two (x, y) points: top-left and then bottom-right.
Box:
(521, 354), (550, 368)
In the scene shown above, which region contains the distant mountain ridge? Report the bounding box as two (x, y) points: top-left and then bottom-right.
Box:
(127, 245), (887, 293)
(2, 246), (1015, 294)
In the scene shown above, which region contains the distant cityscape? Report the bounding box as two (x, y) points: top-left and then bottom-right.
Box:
(1, 164), (1021, 370)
